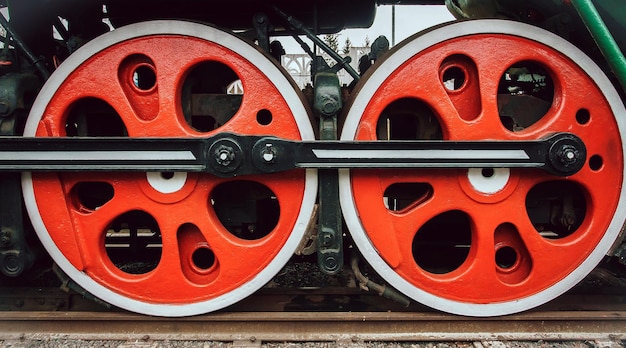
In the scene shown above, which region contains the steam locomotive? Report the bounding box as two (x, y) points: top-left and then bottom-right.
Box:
(0, 0), (625, 317)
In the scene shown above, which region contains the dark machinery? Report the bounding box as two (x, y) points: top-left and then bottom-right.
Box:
(0, 0), (625, 317)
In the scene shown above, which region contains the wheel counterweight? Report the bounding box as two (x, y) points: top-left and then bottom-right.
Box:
(340, 20), (626, 316)
(21, 21), (316, 316)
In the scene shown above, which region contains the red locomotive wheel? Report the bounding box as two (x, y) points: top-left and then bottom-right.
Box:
(340, 20), (626, 316)
(22, 21), (316, 316)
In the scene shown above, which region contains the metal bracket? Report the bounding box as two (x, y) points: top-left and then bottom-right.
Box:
(0, 73), (38, 277)
(252, 13), (271, 54)
(314, 72), (343, 275)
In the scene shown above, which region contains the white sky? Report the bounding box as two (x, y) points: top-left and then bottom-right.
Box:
(276, 4), (455, 54)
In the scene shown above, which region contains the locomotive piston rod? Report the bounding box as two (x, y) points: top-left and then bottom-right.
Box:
(0, 132), (585, 177)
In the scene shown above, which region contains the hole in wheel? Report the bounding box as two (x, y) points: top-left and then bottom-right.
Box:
(192, 247), (216, 270)
(494, 223), (532, 284)
(576, 108), (590, 125)
(376, 98), (442, 140)
(257, 109), (273, 125)
(495, 246), (518, 269)
(412, 210), (471, 274)
(439, 54), (480, 121)
(383, 183), (433, 212)
(105, 210), (162, 274)
(161, 172), (175, 179)
(182, 61), (242, 132)
(481, 168), (495, 178)
(133, 65), (157, 91)
(442, 66), (466, 91)
(65, 98), (128, 136)
(526, 181), (587, 238)
(177, 223), (220, 282)
(498, 61), (554, 132)
(211, 180), (279, 240)
(589, 155), (603, 171)
(70, 182), (114, 212)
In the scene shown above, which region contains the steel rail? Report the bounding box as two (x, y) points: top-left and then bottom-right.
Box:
(0, 310), (624, 342)
(0, 287), (624, 343)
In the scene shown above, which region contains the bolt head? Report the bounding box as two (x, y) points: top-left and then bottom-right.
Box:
(324, 256), (339, 271)
(208, 138), (243, 175)
(261, 144), (276, 163)
(1, 252), (24, 276)
(558, 145), (578, 165)
(214, 145), (235, 166)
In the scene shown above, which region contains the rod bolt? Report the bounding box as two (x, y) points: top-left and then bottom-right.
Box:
(557, 144), (579, 166)
(323, 256), (339, 272)
(209, 138), (243, 175)
(215, 145), (235, 167)
(262, 144), (276, 163)
(548, 135), (586, 176)
(322, 99), (339, 115)
(1, 251), (24, 276)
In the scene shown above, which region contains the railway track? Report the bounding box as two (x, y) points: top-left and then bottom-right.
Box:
(0, 285), (624, 345)
(2, 309), (626, 343)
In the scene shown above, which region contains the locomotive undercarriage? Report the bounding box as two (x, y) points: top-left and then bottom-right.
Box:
(0, 0), (625, 317)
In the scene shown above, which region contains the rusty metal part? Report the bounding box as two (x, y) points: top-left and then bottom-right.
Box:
(350, 253), (411, 307)
(295, 204), (319, 256)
